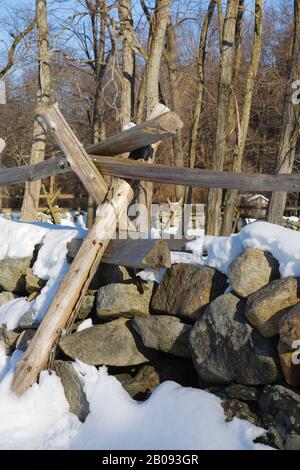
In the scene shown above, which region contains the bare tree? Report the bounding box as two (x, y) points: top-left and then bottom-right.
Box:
(118, 0), (135, 128)
(206, 0), (240, 235)
(0, 18), (36, 80)
(222, 0), (264, 235)
(164, 18), (185, 201)
(186, 0), (216, 204)
(21, 0), (51, 221)
(268, 0), (300, 224)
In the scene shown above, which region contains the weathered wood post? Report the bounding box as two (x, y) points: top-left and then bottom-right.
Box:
(11, 104), (133, 395)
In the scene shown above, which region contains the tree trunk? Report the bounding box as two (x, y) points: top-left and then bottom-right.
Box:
(20, 0), (51, 222)
(221, 0), (263, 235)
(206, 0), (239, 235)
(186, 0), (216, 204)
(138, 0), (170, 227)
(164, 20), (185, 201)
(268, 0), (300, 225)
(118, 0), (135, 128)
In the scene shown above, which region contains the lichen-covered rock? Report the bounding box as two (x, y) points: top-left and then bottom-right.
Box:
(15, 329), (35, 351)
(151, 264), (227, 322)
(259, 385), (300, 435)
(25, 268), (46, 294)
(96, 282), (153, 320)
(0, 326), (19, 354)
(228, 248), (279, 298)
(53, 360), (89, 422)
(245, 277), (300, 337)
(0, 257), (32, 294)
(278, 302), (300, 386)
(132, 315), (191, 357)
(189, 293), (281, 385)
(76, 291), (96, 320)
(59, 318), (155, 366)
(0, 291), (15, 306)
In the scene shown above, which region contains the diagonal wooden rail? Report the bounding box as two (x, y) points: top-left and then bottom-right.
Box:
(11, 105), (133, 396)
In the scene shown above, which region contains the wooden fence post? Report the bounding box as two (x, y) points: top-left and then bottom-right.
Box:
(11, 105), (132, 396)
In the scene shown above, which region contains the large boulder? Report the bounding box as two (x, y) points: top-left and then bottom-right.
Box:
(259, 385), (300, 436)
(53, 360), (89, 423)
(151, 264), (227, 322)
(189, 293), (281, 385)
(0, 257), (32, 294)
(245, 277), (300, 337)
(228, 248), (279, 298)
(278, 302), (300, 386)
(96, 282), (154, 320)
(132, 315), (191, 357)
(59, 318), (155, 367)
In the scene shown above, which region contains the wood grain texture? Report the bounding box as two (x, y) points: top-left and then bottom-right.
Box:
(11, 179), (134, 396)
(2, 154), (300, 192)
(68, 237), (172, 269)
(40, 103), (108, 204)
(87, 110), (183, 156)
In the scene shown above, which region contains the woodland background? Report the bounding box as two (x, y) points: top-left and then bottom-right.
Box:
(0, 0), (298, 235)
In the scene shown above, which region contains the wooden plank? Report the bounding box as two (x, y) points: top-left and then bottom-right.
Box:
(92, 157), (300, 192)
(40, 103), (108, 204)
(67, 234), (192, 266)
(11, 105), (134, 396)
(68, 237), (172, 269)
(11, 180), (133, 396)
(3, 153), (300, 193)
(86, 111), (183, 156)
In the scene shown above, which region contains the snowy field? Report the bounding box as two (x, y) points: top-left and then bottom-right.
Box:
(1, 217), (298, 449)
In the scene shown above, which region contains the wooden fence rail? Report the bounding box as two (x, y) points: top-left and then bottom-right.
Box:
(1, 154), (300, 193)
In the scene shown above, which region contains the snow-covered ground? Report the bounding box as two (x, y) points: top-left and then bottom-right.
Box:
(2, 217), (299, 450)
(0, 347), (269, 450)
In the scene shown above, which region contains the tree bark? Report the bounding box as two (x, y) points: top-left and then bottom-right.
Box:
(118, 0), (135, 128)
(221, 0), (263, 235)
(268, 0), (300, 225)
(20, 0), (51, 222)
(206, 0), (239, 235)
(165, 20), (185, 201)
(186, 0), (216, 204)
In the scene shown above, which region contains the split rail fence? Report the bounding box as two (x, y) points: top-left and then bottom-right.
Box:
(4, 102), (300, 396)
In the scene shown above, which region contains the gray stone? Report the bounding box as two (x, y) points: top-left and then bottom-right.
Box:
(0, 326), (19, 354)
(90, 264), (131, 290)
(76, 291), (96, 320)
(53, 360), (89, 422)
(225, 384), (261, 402)
(0, 257), (32, 294)
(0, 291), (15, 306)
(25, 268), (46, 294)
(259, 385), (300, 435)
(96, 282), (154, 320)
(284, 432), (300, 450)
(18, 308), (39, 329)
(189, 293), (282, 385)
(245, 277), (300, 337)
(222, 399), (258, 426)
(15, 329), (35, 351)
(113, 356), (198, 398)
(132, 315), (191, 357)
(228, 248), (280, 298)
(59, 318), (155, 367)
(151, 263), (227, 322)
